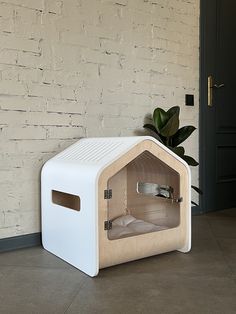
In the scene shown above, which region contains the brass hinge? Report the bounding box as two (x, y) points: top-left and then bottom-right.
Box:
(104, 220), (112, 230)
(104, 189), (112, 199)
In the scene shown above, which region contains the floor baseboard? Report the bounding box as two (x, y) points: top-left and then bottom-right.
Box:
(192, 205), (203, 215)
(0, 232), (42, 253)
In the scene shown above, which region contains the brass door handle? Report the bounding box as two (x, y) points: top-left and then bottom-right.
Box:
(208, 76), (213, 106)
(213, 83), (225, 89)
(208, 76), (225, 106)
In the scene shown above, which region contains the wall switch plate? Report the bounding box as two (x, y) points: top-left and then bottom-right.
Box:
(185, 94), (194, 106)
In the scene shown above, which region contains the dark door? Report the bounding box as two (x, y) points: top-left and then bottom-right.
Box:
(200, 0), (236, 212)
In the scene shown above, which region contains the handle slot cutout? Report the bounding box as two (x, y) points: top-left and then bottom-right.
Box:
(52, 190), (80, 211)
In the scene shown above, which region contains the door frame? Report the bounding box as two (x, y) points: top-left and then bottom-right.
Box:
(199, 0), (210, 214)
(199, 0), (219, 213)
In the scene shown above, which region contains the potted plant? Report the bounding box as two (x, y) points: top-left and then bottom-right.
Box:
(143, 106), (202, 205)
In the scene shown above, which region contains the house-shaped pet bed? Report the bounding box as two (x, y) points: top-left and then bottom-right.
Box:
(41, 136), (191, 277)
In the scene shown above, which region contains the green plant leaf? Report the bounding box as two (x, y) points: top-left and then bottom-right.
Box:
(169, 146), (185, 157)
(153, 108), (169, 132)
(167, 106), (180, 118)
(143, 123), (158, 134)
(159, 112), (179, 137)
(182, 155), (199, 166)
(191, 185), (203, 195)
(143, 124), (164, 143)
(171, 126), (196, 147)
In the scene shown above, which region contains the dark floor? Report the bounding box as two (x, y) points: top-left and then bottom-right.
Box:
(0, 209), (236, 314)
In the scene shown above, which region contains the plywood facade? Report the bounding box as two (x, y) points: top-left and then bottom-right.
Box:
(98, 139), (190, 269)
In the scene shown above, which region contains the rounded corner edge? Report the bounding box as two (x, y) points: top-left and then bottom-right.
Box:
(178, 233), (192, 253)
(41, 162), (49, 181)
(41, 236), (47, 251)
(88, 266), (99, 277)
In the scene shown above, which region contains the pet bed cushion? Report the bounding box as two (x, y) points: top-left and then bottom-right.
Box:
(109, 214), (167, 239)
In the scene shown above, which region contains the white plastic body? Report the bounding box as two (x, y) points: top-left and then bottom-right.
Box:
(41, 136), (191, 277)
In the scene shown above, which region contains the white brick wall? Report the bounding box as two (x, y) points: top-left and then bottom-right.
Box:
(0, 0), (199, 238)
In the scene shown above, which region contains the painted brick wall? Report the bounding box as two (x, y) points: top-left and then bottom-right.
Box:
(0, 0), (199, 238)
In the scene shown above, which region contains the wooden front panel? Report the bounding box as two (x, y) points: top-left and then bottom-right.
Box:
(98, 140), (190, 269)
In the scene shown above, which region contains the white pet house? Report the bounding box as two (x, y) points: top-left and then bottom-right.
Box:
(41, 136), (191, 277)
